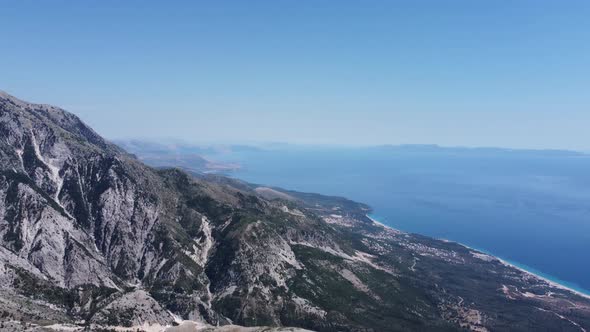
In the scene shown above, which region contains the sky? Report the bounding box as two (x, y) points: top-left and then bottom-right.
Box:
(2, 1), (590, 150)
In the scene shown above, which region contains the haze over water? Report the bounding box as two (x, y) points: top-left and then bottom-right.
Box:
(216, 146), (590, 293)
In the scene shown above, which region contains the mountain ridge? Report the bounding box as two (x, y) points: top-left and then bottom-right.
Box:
(1, 91), (590, 331)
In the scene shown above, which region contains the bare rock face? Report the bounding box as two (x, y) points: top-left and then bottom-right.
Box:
(89, 289), (173, 327)
(1, 91), (590, 332)
(0, 92), (158, 289)
(0, 92), (191, 326)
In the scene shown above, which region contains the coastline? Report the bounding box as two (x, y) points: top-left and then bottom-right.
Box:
(366, 214), (389, 228)
(366, 214), (590, 300)
(497, 256), (590, 300)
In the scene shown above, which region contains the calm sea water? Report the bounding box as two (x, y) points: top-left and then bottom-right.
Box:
(215, 146), (590, 294)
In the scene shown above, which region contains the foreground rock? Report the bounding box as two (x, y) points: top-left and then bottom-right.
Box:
(1, 90), (589, 331)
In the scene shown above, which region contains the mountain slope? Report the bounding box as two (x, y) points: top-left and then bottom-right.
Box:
(1, 91), (589, 332)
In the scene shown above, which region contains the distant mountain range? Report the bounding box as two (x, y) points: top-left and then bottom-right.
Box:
(114, 140), (586, 176)
(1, 90), (590, 331)
(370, 144), (586, 156)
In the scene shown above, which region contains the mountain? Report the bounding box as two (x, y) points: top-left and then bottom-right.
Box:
(0, 91), (589, 331)
(371, 144), (585, 157)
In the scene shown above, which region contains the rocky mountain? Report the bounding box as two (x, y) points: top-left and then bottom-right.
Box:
(1, 90), (589, 332)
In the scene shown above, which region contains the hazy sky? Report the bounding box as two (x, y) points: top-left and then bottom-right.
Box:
(2, 1), (590, 150)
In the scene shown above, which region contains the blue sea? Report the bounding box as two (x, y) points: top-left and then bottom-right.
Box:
(213, 146), (590, 295)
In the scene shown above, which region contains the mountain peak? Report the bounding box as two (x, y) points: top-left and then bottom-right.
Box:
(0, 89), (28, 106)
(0, 89), (58, 111)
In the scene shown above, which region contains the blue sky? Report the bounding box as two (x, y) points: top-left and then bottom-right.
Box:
(2, 1), (590, 150)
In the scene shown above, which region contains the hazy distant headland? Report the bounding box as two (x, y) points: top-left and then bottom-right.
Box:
(115, 139), (587, 171)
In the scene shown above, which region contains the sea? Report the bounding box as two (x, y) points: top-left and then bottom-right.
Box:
(212, 145), (590, 295)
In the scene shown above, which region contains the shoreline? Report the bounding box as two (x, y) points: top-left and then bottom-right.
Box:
(366, 214), (590, 300)
(498, 257), (590, 300)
